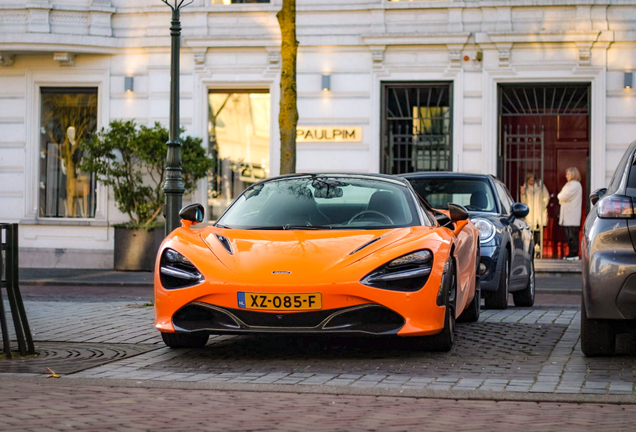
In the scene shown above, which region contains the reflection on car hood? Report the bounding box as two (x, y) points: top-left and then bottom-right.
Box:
(199, 227), (433, 281)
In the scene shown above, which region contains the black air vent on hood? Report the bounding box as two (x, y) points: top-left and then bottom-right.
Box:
(215, 234), (233, 255)
(349, 235), (387, 255)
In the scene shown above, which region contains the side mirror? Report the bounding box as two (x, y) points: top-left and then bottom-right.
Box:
(448, 203), (469, 222)
(179, 203), (204, 227)
(511, 203), (529, 219)
(590, 188), (607, 206)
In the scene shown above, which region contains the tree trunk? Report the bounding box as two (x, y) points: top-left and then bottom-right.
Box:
(277, 0), (298, 175)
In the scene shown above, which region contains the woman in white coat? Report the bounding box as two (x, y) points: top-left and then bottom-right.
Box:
(520, 173), (550, 257)
(557, 167), (583, 260)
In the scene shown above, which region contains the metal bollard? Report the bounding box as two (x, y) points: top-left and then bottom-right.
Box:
(0, 223), (34, 357)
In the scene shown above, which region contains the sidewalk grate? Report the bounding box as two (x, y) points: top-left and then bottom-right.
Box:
(0, 342), (158, 375)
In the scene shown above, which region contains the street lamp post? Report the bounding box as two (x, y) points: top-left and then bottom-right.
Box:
(161, 0), (193, 236)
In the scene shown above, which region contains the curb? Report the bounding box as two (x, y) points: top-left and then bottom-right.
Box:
(1, 374), (634, 405)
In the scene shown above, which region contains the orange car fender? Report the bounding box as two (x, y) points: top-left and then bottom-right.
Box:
(154, 227), (220, 331)
(449, 220), (479, 317)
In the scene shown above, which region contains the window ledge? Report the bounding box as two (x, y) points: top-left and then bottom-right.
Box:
(20, 219), (110, 227)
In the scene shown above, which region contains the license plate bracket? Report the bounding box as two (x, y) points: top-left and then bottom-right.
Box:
(237, 292), (322, 311)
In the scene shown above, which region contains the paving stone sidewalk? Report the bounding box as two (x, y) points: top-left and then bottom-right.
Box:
(3, 300), (635, 398)
(1, 380), (636, 432)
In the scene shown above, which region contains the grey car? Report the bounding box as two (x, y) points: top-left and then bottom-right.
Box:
(582, 140), (636, 356)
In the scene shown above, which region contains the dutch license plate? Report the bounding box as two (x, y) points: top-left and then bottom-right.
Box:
(237, 292), (322, 311)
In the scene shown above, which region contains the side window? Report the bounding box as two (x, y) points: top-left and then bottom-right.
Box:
(495, 182), (512, 215)
(607, 146), (634, 195)
(625, 152), (636, 197)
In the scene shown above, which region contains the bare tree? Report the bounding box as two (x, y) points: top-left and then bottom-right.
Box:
(277, 0), (298, 174)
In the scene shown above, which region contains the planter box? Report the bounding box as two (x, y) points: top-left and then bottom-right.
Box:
(114, 226), (165, 271)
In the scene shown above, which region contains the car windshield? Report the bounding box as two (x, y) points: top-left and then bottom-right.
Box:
(216, 176), (424, 230)
(407, 177), (497, 213)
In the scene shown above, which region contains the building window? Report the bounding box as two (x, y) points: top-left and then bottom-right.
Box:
(39, 88), (98, 218)
(211, 0), (269, 4)
(381, 82), (453, 174)
(208, 90), (271, 219)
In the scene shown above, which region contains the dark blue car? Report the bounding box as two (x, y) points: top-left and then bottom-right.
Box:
(401, 172), (535, 309)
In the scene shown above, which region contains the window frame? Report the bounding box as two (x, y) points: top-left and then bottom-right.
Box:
(25, 70), (110, 225)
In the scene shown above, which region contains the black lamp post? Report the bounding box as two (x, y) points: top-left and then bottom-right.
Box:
(161, 0), (193, 236)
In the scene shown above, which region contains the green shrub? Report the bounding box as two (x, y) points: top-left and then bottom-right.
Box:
(80, 120), (212, 229)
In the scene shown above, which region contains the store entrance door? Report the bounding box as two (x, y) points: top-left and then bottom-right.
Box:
(499, 84), (590, 259)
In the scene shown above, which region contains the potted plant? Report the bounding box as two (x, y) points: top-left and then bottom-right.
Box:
(80, 120), (213, 271)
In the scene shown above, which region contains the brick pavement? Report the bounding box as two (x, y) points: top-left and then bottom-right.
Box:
(0, 380), (635, 432)
(2, 300), (636, 398)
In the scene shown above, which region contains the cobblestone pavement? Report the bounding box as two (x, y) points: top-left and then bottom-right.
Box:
(2, 381), (636, 432)
(2, 299), (634, 397)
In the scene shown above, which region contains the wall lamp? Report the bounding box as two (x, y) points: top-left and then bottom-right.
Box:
(321, 74), (331, 92)
(625, 72), (633, 90)
(125, 76), (134, 93)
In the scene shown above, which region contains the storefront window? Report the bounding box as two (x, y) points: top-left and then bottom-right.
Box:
(39, 88), (98, 218)
(208, 91), (270, 219)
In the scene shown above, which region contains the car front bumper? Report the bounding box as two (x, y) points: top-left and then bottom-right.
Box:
(155, 277), (448, 338)
(478, 245), (502, 292)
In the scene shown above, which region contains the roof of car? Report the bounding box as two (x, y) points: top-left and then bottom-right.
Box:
(258, 173), (411, 187)
(398, 172), (497, 181)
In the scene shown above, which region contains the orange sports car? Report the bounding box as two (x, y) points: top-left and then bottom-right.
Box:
(155, 174), (480, 351)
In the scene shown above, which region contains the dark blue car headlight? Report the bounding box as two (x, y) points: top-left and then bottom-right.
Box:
(361, 250), (433, 292)
(160, 248), (204, 289)
(471, 218), (496, 244)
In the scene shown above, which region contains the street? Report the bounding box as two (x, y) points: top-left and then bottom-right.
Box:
(1, 274), (636, 430)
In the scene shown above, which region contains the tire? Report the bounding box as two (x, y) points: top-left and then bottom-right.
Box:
(513, 259), (536, 307)
(485, 253), (509, 310)
(458, 277), (481, 323)
(580, 298), (616, 357)
(161, 332), (209, 349)
(419, 260), (457, 352)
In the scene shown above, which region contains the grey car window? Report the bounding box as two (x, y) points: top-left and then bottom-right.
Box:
(607, 145), (634, 195)
(495, 182), (512, 215)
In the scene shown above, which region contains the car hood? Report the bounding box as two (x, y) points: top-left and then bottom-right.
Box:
(198, 227), (439, 283)
(468, 211), (505, 225)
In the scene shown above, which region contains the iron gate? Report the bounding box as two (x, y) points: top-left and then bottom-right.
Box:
(381, 83), (452, 174)
(503, 124), (545, 203)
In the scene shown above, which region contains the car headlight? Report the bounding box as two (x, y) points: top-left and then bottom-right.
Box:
(361, 250), (433, 292)
(160, 248), (204, 289)
(471, 218), (496, 244)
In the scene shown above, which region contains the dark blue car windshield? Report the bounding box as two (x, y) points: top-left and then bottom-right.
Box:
(407, 178), (497, 213)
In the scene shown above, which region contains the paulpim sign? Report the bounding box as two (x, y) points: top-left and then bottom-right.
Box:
(297, 126), (363, 143)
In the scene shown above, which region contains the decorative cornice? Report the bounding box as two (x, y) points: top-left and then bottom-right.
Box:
(0, 52), (15, 67)
(476, 30), (614, 45)
(362, 33), (471, 47)
(53, 52), (75, 67)
(496, 43), (512, 69)
(185, 36), (279, 49)
(447, 43), (465, 70)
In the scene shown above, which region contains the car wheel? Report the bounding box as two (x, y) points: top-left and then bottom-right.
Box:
(513, 259), (535, 307)
(161, 332), (209, 349)
(421, 260), (456, 352)
(580, 298), (616, 357)
(485, 253), (509, 310)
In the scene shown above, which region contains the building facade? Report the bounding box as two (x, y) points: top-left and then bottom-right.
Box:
(1, 0), (634, 267)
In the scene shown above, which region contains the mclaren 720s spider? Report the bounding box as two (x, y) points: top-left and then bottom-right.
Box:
(155, 173), (480, 352)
